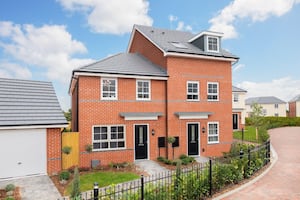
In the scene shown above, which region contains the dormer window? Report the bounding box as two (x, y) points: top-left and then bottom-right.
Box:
(207, 36), (219, 52)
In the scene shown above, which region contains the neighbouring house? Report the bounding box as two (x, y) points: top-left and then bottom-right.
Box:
(245, 96), (286, 117)
(232, 86), (247, 130)
(288, 94), (300, 117)
(0, 78), (68, 179)
(69, 25), (239, 168)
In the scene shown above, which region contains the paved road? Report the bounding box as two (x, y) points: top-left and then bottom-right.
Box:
(219, 127), (300, 199)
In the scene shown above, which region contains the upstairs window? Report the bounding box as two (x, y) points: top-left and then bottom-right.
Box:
(207, 36), (219, 52)
(207, 82), (219, 101)
(275, 104), (279, 109)
(187, 81), (199, 101)
(101, 78), (117, 100)
(136, 80), (151, 100)
(233, 94), (239, 102)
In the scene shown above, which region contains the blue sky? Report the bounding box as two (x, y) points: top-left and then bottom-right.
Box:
(1, 0), (300, 111)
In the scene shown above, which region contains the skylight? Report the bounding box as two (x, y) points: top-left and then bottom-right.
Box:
(170, 42), (188, 49)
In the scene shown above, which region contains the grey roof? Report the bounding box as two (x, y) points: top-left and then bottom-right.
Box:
(232, 86), (247, 92)
(134, 25), (238, 59)
(289, 94), (300, 102)
(245, 96), (286, 105)
(0, 78), (67, 127)
(74, 53), (168, 77)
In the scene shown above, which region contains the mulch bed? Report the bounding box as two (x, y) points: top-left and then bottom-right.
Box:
(0, 187), (21, 200)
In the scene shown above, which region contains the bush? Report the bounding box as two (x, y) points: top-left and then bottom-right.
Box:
(62, 146), (72, 155)
(59, 170), (70, 181)
(70, 167), (80, 198)
(5, 184), (15, 192)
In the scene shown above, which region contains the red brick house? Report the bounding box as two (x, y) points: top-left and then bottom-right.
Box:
(69, 25), (239, 168)
(289, 94), (300, 117)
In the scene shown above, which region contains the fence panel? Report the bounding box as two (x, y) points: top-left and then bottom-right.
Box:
(62, 132), (79, 169)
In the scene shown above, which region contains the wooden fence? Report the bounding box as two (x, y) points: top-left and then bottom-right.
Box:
(62, 132), (79, 169)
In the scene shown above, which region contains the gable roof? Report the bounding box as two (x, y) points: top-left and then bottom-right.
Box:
(232, 86), (247, 93)
(0, 78), (67, 128)
(73, 53), (168, 78)
(245, 96), (286, 105)
(129, 25), (238, 60)
(289, 94), (300, 102)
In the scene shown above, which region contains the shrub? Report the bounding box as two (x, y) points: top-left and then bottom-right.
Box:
(59, 170), (70, 181)
(70, 167), (80, 198)
(5, 184), (15, 192)
(5, 197), (15, 200)
(62, 146), (72, 155)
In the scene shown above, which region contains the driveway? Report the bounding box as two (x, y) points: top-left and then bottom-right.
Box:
(0, 175), (61, 200)
(216, 127), (300, 199)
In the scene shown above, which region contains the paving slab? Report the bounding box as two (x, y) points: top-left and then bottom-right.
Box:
(0, 175), (61, 200)
(135, 160), (169, 176)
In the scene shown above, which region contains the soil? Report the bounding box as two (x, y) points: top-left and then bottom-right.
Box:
(50, 164), (145, 196)
(0, 187), (21, 200)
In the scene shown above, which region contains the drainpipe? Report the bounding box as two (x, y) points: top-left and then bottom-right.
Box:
(165, 78), (169, 159)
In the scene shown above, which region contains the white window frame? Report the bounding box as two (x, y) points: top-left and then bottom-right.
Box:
(101, 78), (118, 100)
(136, 80), (151, 101)
(92, 125), (126, 151)
(207, 82), (219, 101)
(233, 93), (239, 102)
(207, 36), (219, 52)
(187, 81), (199, 101)
(207, 122), (219, 144)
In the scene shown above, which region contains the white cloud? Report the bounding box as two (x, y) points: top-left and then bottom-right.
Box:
(168, 15), (178, 22)
(176, 21), (193, 32)
(0, 21), (94, 83)
(58, 0), (153, 34)
(0, 61), (32, 79)
(237, 77), (300, 102)
(209, 0), (300, 39)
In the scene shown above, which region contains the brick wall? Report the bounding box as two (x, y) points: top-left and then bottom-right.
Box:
(289, 102), (296, 117)
(77, 76), (167, 167)
(47, 128), (62, 175)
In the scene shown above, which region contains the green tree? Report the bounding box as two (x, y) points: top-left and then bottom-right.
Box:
(64, 109), (72, 122)
(250, 103), (263, 140)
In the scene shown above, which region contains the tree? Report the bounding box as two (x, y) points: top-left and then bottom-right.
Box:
(64, 109), (72, 122)
(250, 103), (263, 140)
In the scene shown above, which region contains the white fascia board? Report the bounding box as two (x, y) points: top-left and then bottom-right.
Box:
(165, 52), (237, 62)
(0, 124), (68, 130)
(73, 72), (168, 80)
(124, 116), (159, 121)
(127, 26), (166, 55)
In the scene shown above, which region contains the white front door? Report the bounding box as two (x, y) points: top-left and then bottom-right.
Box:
(0, 129), (47, 179)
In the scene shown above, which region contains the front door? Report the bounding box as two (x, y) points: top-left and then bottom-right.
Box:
(135, 125), (148, 159)
(233, 114), (238, 130)
(187, 123), (199, 156)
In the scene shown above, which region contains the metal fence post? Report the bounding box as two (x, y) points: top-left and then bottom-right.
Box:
(141, 175), (144, 200)
(209, 159), (212, 196)
(248, 148), (251, 168)
(94, 182), (99, 200)
(239, 149), (244, 159)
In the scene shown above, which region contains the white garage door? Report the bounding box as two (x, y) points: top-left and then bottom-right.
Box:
(0, 129), (47, 179)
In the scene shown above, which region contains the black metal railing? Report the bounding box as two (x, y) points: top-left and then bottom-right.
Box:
(59, 140), (271, 200)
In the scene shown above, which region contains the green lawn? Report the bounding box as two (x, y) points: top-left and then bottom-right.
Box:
(233, 126), (259, 143)
(66, 171), (139, 195)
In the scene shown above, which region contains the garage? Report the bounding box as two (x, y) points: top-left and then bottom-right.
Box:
(0, 129), (47, 179)
(0, 78), (68, 179)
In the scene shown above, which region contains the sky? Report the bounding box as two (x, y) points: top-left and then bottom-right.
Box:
(0, 0), (300, 111)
